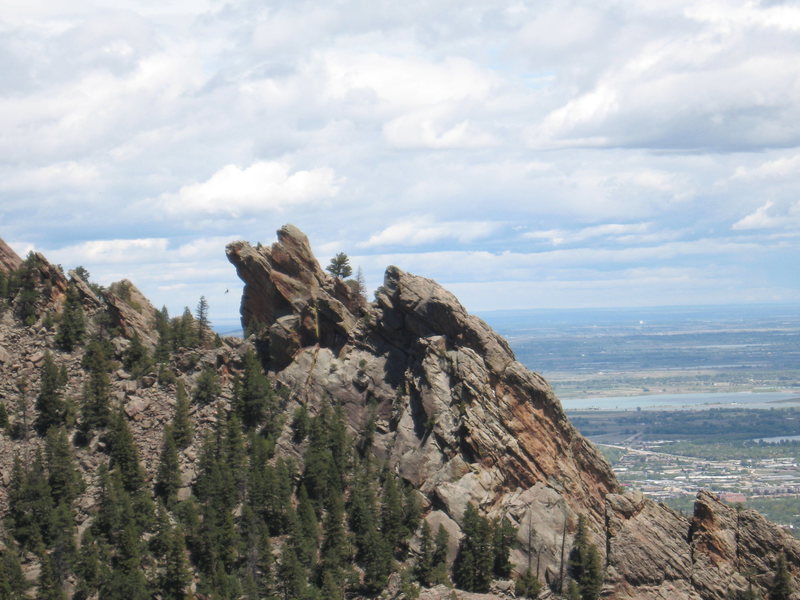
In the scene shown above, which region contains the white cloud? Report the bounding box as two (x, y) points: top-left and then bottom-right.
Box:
(359, 218), (499, 248)
(157, 161), (343, 217)
(732, 200), (800, 230)
(0, 161), (99, 191)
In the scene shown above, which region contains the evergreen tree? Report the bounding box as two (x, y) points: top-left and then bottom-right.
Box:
(45, 427), (83, 505)
(0, 541), (28, 599)
(35, 352), (66, 435)
(6, 452), (54, 552)
(161, 526), (192, 600)
(493, 517), (517, 578)
(172, 380), (193, 449)
(416, 521), (434, 586)
(239, 349), (274, 430)
(193, 367), (221, 406)
(79, 338), (112, 436)
(454, 503), (493, 592)
(56, 284), (86, 351)
(515, 568), (542, 599)
(107, 410), (146, 494)
(155, 426), (181, 507)
(122, 333), (151, 379)
(278, 544), (309, 600)
(326, 253), (352, 279)
(196, 295), (210, 346)
(48, 501), (77, 586)
(37, 552), (66, 600)
(360, 527), (392, 596)
(381, 472), (405, 552)
(17, 252), (42, 325)
(154, 306), (172, 364)
(581, 544), (604, 600)
(770, 553), (793, 600)
(432, 524), (450, 584)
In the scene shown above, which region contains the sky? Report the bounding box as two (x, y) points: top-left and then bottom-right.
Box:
(2, 0), (799, 325)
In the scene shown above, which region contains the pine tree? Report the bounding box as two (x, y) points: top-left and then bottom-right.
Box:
(56, 284), (86, 351)
(79, 338), (112, 436)
(515, 568), (542, 599)
(454, 503), (493, 592)
(122, 333), (151, 379)
(416, 521), (434, 586)
(581, 544), (604, 600)
(0, 542), (28, 599)
(381, 473), (405, 552)
(193, 366), (220, 406)
(35, 352), (66, 435)
(196, 295), (210, 346)
(278, 544), (310, 600)
(37, 552), (66, 600)
(161, 526), (192, 600)
(326, 253), (352, 279)
(45, 427), (83, 505)
(432, 524), (450, 584)
(154, 306), (172, 363)
(155, 426), (181, 507)
(107, 410), (146, 494)
(770, 553), (793, 600)
(239, 349), (274, 430)
(6, 452), (54, 552)
(493, 517), (517, 578)
(172, 380), (193, 449)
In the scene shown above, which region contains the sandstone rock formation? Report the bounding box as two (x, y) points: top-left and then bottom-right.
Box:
(0, 238), (22, 273)
(228, 225), (800, 599)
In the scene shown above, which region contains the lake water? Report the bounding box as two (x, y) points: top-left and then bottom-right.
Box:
(562, 390), (800, 411)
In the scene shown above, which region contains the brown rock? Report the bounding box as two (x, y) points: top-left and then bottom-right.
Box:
(0, 238), (23, 273)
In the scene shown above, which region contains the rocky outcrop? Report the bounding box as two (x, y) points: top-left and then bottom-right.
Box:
(227, 225), (618, 587)
(0, 238), (23, 273)
(227, 225), (800, 599)
(104, 279), (159, 347)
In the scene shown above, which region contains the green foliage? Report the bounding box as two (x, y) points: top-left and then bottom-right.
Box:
(196, 295), (210, 346)
(155, 426), (181, 507)
(122, 333), (151, 379)
(6, 452), (54, 553)
(35, 352), (66, 435)
(238, 349), (277, 431)
(0, 542), (28, 599)
(454, 503), (493, 593)
(193, 367), (221, 406)
(172, 380), (193, 449)
(17, 252), (42, 325)
(492, 517), (517, 578)
(416, 521), (435, 586)
(78, 338), (112, 437)
(0, 401), (8, 430)
(515, 568), (542, 599)
(292, 404), (310, 442)
(161, 526), (192, 600)
(154, 305), (172, 364)
(326, 252), (352, 279)
(770, 553), (793, 600)
(45, 427), (83, 506)
(569, 515), (604, 600)
(56, 284), (86, 351)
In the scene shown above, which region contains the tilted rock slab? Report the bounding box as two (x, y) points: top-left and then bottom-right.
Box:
(227, 225), (800, 599)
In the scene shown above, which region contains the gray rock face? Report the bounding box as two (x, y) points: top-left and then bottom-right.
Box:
(227, 225), (618, 581)
(227, 225), (800, 599)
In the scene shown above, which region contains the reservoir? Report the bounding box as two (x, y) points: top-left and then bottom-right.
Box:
(562, 390), (800, 411)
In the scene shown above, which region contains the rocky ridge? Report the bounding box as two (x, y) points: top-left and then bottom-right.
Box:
(0, 227), (798, 599)
(227, 225), (800, 599)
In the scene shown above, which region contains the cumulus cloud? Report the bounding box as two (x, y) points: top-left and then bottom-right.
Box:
(156, 161), (342, 217)
(3, 0), (800, 314)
